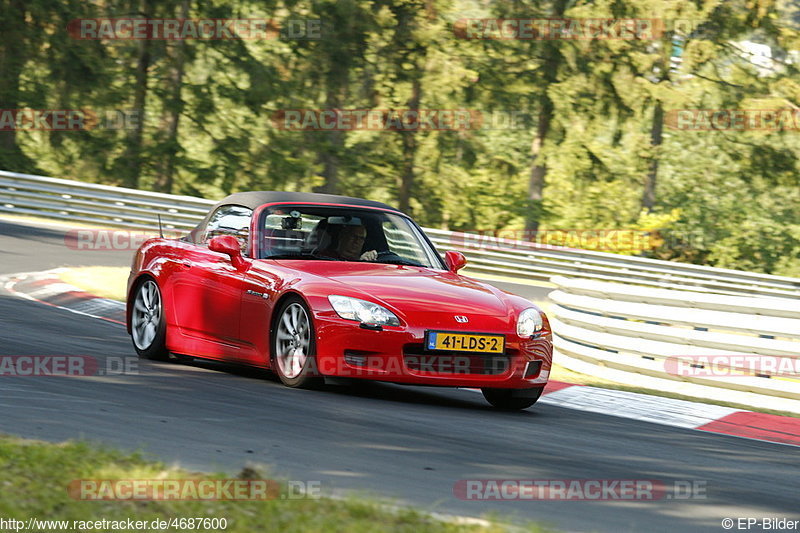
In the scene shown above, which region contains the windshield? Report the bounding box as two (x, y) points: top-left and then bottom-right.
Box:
(257, 205), (444, 269)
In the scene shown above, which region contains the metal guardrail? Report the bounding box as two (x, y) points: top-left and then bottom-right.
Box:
(549, 276), (800, 401)
(425, 230), (800, 299)
(0, 170), (213, 231)
(2, 169), (799, 299)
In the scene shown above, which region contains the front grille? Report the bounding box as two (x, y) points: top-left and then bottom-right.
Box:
(403, 344), (512, 375)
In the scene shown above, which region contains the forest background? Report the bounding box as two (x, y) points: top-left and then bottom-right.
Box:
(1, 0), (798, 275)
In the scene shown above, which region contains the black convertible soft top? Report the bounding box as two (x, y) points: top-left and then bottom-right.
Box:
(184, 191), (405, 245)
(213, 191), (401, 213)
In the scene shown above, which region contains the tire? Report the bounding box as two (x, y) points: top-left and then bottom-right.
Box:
(130, 278), (169, 361)
(270, 296), (321, 388)
(482, 386), (544, 410)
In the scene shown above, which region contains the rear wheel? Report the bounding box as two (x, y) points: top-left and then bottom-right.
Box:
(271, 296), (321, 388)
(130, 279), (169, 361)
(482, 387), (544, 410)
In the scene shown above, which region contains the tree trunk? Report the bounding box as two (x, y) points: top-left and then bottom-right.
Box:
(315, 75), (346, 195)
(526, 97), (553, 232)
(155, 0), (188, 194)
(119, 0), (152, 189)
(0, 0), (35, 172)
(525, 0), (567, 233)
(398, 76), (422, 214)
(642, 32), (672, 211)
(316, 133), (342, 194)
(642, 100), (664, 210)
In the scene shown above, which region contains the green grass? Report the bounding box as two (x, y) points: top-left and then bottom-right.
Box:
(60, 266), (128, 301)
(0, 435), (546, 532)
(0, 213), (119, 230)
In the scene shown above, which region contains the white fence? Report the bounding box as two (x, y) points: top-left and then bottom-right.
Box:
(549, 275), (800, 406)
(2, 169), (799, 299)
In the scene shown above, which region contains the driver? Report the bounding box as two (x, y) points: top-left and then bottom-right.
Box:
(329, 224), (378, 261)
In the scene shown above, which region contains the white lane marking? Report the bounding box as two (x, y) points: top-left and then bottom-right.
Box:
(72, 299), (125, 314)
(1, 271), (124, 324)
(539, 386), (739, 429)
(26, 283), (83, 298)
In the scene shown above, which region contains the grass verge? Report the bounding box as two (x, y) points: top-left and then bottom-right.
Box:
(60, 266), (128, 301)
(58, 267), (799, 418)
(0, 213), (121, 230)
(0, 435), (544, 532)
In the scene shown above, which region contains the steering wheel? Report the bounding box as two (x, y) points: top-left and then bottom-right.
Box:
(373, 250), (423, 267)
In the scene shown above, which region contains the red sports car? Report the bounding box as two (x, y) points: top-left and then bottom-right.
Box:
(126, 192), (552, 409)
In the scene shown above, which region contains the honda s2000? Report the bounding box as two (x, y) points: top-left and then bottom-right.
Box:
(126, 191), (552, 409)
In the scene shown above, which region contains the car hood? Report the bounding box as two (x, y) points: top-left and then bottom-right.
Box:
(275, 261), (512, 317)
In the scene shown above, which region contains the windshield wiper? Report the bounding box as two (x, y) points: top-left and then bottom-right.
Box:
(377, 258), (424, 267)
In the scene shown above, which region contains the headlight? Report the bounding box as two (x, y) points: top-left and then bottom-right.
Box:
(517, 308), (543, 337)
(328, 295), (400, 327)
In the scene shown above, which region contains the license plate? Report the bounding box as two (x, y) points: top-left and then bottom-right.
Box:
(425, 331), (505, 354)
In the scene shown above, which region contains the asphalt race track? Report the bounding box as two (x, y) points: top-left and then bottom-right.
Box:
(1, 218), (798, 532)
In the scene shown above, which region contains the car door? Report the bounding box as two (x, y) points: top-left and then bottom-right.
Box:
(170, 204), (252, 360)
(237, 265), (283, 365)
(236, 209), (308, 365)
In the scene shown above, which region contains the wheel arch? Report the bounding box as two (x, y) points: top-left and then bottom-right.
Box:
(268, 290), (322, 387)
(126, 272), (159, 334)
(268, 290), (312, 339)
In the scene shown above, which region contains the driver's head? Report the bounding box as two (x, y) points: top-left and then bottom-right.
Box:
(336, 224), (367, 260)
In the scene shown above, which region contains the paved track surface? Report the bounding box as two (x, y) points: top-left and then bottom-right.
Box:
(1, 219), (798, 532)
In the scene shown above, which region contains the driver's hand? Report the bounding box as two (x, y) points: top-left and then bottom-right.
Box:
(359, 250), (378, 261)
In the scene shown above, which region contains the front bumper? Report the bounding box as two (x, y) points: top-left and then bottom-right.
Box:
(312, 311), (552, 389)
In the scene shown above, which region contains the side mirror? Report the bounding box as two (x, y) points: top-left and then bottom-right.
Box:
(209, 235), (248, 270)
(444, 250), (467, 273)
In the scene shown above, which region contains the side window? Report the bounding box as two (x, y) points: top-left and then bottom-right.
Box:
(202, 205), (253, 254)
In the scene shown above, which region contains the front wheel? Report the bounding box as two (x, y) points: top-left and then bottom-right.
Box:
(482, 387), (544, 410)
(271, 296), (321, 388)
(130, 279), (169, 361)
